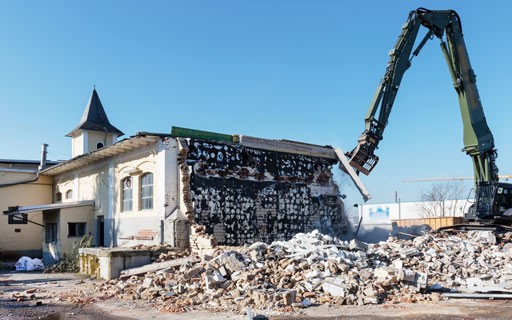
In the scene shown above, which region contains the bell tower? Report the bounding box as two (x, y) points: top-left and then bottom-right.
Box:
(66, 88), (124, 158)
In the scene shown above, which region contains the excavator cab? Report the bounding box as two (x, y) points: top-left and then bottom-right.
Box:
(465, 182), (512, 223)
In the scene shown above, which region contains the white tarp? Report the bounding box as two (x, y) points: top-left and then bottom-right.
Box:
(15, 256), (45, 271)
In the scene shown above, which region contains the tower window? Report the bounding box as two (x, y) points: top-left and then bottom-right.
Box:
(56, 192), (62, 202)
(65, 190), (73, 199)
(97, 142), (104, 149)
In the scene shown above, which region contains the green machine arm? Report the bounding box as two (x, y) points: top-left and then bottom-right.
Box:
(347, 8), (499, 184)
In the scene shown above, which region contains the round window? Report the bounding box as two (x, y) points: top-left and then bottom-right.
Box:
(124, 178), (132, 189)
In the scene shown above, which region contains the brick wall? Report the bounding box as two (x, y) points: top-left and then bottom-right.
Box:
(184, 139), (350, 245)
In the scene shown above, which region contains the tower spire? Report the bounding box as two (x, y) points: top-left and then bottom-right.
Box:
(66, 88), (124, 157)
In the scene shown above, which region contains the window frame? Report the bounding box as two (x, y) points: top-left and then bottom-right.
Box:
(65, 189), (73, 200)
(140, 172), (153, 210)
(121, 177), (133, 212)
(67, 222), (86, 238)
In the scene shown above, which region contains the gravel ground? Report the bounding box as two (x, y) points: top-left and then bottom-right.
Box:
(2, 271), (512, 319)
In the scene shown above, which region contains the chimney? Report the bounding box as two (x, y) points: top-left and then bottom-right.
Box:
(38, 143), (48, 171)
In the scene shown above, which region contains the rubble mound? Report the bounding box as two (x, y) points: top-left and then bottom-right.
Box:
(94, 229), (512, 312)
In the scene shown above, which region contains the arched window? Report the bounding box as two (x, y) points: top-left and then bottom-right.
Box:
(122, 177), (133, 212)
(65, 190), (73, 200)
(96, 142), (104, 149)
(56, 192), (62, 202)
(140, 173), (153, 210)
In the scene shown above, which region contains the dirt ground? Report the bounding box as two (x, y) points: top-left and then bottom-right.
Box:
(1, 271), (512, 320)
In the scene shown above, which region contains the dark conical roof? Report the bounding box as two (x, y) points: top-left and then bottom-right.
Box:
(66, 89), (124, 137)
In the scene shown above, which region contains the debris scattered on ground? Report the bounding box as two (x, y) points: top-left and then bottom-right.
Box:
(90, 229), (512, 312)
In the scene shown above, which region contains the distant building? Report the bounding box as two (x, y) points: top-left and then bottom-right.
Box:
(0, 158), (58, 258)
(357, 199), (472, 242)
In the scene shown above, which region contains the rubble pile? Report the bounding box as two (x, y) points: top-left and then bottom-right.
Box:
(93, 229), (512, 312)
(377, 230), (512, 293)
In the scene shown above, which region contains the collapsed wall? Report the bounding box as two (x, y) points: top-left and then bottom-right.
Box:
(180, 138), (350, 246)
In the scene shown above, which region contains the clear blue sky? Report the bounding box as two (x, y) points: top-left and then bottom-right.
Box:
(1, 1), (511, 204)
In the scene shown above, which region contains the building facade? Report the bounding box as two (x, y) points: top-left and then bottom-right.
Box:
(4, 89), (350, 264)
(0, 159), (56, 258)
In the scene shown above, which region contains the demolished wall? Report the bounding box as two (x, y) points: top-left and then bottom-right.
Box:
(181, 138), (350, 245)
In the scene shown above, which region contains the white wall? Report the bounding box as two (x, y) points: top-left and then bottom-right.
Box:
(54, 137), (182, 249)
(357, 199), (473, 243)
(360, 199), (473, 225)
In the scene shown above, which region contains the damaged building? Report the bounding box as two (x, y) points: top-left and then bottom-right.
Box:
(3, 89), (350, 263)
(180, 135), (349, 246)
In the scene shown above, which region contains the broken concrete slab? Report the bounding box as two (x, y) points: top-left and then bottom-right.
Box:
(119, 257), (197, 280)
(321, 277), (347, 297)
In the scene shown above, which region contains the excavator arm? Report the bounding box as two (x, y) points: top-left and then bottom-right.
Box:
(347, 8), (499, 185)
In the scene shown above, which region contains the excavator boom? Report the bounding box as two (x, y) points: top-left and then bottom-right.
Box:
(347, 8), (498, 184)
(347, 8), (507, 222)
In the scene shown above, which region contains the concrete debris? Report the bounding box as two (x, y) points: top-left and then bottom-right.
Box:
(391, 223), (432, 239)
(119, 257), (197, 280)
(93, 229), (512, 312)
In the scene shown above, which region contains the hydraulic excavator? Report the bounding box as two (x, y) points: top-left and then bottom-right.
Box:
(346, 8), (512, 224)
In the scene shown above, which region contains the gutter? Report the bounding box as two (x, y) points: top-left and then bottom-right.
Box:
(0, 144), (47, 188)
(0, 173), (39, 188)
(0, 168), (38, 174)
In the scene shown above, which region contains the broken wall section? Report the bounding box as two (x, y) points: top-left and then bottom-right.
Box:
(184, 139), (350, 245)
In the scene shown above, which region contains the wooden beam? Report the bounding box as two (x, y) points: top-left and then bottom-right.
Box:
(171, 126), (233, 143)
(334, 148), (371, 202)
(237, 135), (337, 160)
(119, 257), (199, 279)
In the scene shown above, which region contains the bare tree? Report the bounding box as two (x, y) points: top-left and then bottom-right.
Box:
(418, 180), (468, 217)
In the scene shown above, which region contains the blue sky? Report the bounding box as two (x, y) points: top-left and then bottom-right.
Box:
(1, 1), (511, 204)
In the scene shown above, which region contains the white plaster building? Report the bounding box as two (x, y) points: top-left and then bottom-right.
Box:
(7, 90), (183, 264)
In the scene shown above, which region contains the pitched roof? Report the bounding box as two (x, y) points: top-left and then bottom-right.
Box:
(41, 132), (171, 176)
(66, 89), (124, 137)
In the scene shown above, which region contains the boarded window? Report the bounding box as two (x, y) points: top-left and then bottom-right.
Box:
(68, 222), (86, 237)
(122, 177), (133, 212)
(140, 173), (153, 210)
(45, 223), (57, 243)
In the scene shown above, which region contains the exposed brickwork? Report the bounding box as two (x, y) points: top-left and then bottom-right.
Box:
(190, 224), (216, 251)
(185, 139), (349, 246)
(135, 229), (155, 241)
(177, 138), (194, 221)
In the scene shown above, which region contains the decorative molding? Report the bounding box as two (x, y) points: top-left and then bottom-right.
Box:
(113, 144), (158, 166)
(78, 163), (109, 177)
